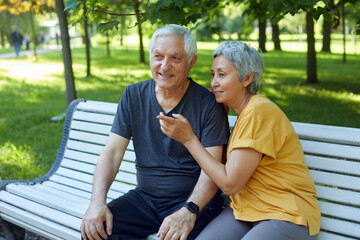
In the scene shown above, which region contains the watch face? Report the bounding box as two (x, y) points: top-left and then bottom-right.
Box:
(187, 201), (199, 215)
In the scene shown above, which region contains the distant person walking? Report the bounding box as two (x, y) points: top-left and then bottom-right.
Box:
(10, 26), (23, 57)
(24, 33), (30, 50)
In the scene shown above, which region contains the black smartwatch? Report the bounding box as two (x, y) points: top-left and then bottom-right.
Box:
(184, 201), (200, 215)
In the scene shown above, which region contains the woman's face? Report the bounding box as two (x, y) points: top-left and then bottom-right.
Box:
(210, 55), (244, 106)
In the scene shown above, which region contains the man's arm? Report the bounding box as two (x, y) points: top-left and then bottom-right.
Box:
(81, 133), (130, 240)
(157, 145), (223, 240)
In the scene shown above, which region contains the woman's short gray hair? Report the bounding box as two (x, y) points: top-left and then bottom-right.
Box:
(149, 24), (197, 67)
(212, 41), (264, 94)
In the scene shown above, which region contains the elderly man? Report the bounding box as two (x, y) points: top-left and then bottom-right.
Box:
(81, 24), (229, 240)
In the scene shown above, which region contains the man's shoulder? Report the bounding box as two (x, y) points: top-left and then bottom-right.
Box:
(125, 79), (153, 92)
(189, 79), (213, 99)
(128, 79), (152, 87)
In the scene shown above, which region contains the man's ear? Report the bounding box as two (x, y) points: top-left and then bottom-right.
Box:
(243, 72), (255, 88)
(189, 55), (198, 69)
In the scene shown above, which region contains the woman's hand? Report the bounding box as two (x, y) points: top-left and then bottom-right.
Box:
(157, 112), (195, 145)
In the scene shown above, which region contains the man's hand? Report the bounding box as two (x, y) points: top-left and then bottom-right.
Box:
(81, 202), (113, 240)
(157, 207), (196, 240)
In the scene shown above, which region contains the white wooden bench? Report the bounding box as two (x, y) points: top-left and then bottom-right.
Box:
(0, 99), (359, 240)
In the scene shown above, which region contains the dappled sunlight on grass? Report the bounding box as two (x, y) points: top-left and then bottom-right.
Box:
(0, 142), (47, 180)
(262, 83), (360, 126)
(0, 59), (63, 82)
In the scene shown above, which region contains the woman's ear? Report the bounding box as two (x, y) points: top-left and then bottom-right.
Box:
(242, 72), (255, 88)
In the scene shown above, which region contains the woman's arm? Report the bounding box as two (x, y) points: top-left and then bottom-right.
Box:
(157, 113), (262, 196)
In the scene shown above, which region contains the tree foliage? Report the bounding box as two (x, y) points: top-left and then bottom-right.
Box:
(0, 0), (55, 15)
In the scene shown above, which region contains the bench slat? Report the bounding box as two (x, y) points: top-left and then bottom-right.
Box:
(64, 149), (99, 165)
(43, 181), (93, 200)
(319, 200), (360, 222)
(64, 149), (136, 166)
(47, 176), (122, 201)
(71, 120), (112, 135)
(7, 184), (89, 206)
(56, 167), (94, 183)
(0, 210), (79, 240)
(77, 100), (118, 115)
(72, 111), (114, 125)
(318, 231), (356, 240)
(315, 185), (360, 205)
(52, 170), (135, 196)
(31, 184), (90, 204)
(69, 130), (108, 145)
(321, 216), (360, 239)
(301, 140), (360, 161)
(292, 121), (360, 146)
(305, 155), (360, 176)
(0, 191), (82, 231)
(62, 158), (137, 175)
(310, 169), (360, 191)
(5, 184), (87, 218)
(66, 140), (104, 155)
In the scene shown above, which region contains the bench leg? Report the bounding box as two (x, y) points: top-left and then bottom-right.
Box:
(0, 218), (25, 240)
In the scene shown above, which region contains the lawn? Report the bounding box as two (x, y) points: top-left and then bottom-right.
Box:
(0, 42), (359, 181)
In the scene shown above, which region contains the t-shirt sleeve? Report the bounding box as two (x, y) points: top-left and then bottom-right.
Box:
(229, 113), (276, 165)
(111, 87), (132, 139)
(200, 98), (229, 148)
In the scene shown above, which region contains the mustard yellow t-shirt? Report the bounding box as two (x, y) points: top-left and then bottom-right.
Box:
(227, 95), (321, 236)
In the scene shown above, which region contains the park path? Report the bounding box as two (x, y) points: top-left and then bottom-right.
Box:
(0, 42), (82, 59)
(0, 45), (62, 59)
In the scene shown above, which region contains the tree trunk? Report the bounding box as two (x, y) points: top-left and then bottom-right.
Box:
(55, 0), (77, 105)
(29, 9), (37, 56)
(106, 31), (110, 57)
(134, 0), (145, 64)
(306, 10), (318, 84)
(321, 18), (331, 52)
(258, 18), (267, 53)
(0, 29), (5, 47)
(342, 4), (346, 63)
(83, 2), (91, 77)
(271, 22), (281, 51)
(120, 16), (125, 46)
(216, 11), (222, 43)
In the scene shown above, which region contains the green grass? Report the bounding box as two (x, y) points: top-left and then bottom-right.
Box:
(0, 42), (359, 181)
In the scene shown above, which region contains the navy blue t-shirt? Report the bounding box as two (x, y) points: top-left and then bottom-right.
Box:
(111, 78), (229, 197)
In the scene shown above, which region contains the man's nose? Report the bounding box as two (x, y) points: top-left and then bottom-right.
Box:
(161, 58), (171, 71)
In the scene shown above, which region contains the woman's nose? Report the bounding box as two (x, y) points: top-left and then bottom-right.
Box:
(211, 79), (219, 88)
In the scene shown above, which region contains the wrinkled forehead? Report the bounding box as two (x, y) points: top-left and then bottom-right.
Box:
(152, 35), (186, 54)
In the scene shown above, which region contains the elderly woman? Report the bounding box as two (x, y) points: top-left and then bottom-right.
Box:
(157, 41), (321, 240)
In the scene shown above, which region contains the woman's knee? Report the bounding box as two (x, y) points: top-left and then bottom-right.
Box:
(196, 207), (250, 240)
(243, 220), (314, 240)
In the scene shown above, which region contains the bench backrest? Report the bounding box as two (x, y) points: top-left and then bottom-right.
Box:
(64, 99), (360, 240)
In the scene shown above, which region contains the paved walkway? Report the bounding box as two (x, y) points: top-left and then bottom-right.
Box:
(0, 45), (62, 59)
(0, 42), (82, 59)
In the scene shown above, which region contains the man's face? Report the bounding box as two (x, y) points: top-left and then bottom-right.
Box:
(151, 35), (192, 91)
